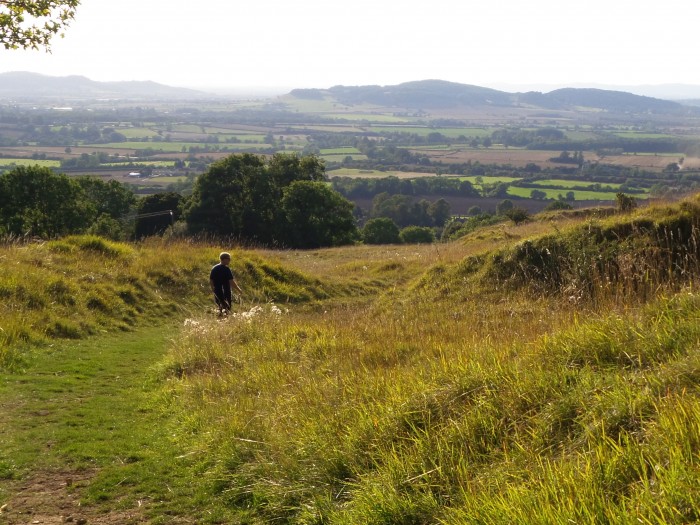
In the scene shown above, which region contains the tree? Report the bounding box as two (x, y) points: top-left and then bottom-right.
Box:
(74, 176), (136, 219)
(496, 199), (514, 216)
(362, 218), (400, 245)
(134, 192), (182, 238)
(399, 226), (434, 244)
(0, 165), (92, 237)
(184, 153), (337, 246)
(280, 181), (358, 248)
(544, 200), (573, 211)
(504, 207), (530, 225)
(616, 192), (637, 213)
(0, 0), (80, 50)
(427, 198), (451, 226)
(530, 189), (547, 200)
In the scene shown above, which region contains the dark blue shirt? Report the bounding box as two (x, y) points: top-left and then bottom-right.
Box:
(210, 263), (234, 298)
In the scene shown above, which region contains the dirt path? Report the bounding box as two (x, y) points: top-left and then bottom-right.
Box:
(0, 324), (188, 524)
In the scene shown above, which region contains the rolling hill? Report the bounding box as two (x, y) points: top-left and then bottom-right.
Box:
(0, 71), (208, 100)
(290, 79), (696, 115)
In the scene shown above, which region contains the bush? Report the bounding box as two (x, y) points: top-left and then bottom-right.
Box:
(504, 207), (530, 225)
(362, 218), (401, 244)
(399, 226), (435, 244)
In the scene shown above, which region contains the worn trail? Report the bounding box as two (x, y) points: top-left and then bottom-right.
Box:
(0, 323), (191, 524)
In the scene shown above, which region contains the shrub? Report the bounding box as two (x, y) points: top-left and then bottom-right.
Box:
(399, 226), (434, 244)
(362, 218), (401, 244)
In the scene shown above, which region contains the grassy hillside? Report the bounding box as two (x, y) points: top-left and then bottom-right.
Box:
(160, 195), (700, 523)
(1, 195), (699, 523)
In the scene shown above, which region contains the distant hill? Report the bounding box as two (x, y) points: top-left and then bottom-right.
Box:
(0, 71), (208, 100)
(290, 79), (695, 115)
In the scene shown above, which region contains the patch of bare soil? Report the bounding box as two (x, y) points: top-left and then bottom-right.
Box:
(0, 470), (145, 525)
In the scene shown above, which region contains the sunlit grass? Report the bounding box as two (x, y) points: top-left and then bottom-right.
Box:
(157, 194), (700, 523)
(2, 193), (700, 522)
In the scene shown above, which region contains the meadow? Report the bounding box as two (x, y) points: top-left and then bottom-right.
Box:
(1, 194), (699, 523)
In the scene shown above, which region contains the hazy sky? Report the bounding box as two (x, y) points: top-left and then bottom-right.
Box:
(1, 0), (698, 93)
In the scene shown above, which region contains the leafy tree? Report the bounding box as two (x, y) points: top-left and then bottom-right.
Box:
(544, 200), (573, 211)
(504, 207), (530, 225)
(280, 181), (358, 248)
(184, 153), (336, 246)
(616, 192), (637, 213)
(0, 0), (80, 50)
(0, 165), (92, 237)
(362, 218), (400, 245)
(399, 226), (434, 244)
(74, 176), (136, 219)
(530, 189), (547, 200)
(86, 214), (126, 241)
(428, 198), (451, 226)
(496, 199), (514, 215)
(371, 194), (432, 227)
(134, 192), (182, 238)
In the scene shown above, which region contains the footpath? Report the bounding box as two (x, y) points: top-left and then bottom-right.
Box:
(0, 323), (194, 524)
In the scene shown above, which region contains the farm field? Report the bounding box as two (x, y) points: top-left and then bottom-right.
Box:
(507, 186), (641, 201)
(2, 90), (700, 204)
(328, 168), (441, 179)
(0, 158), (61, 168)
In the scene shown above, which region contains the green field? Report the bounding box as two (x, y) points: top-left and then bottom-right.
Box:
(92, 141), (272, 152)
(529, 179), (623, 189)
(320, 147), (363, 155)
(459, 175), (522, 184)
(0, 158), (61, 168)
(507, 186), (647, 200)
(321, 154), (368, 162)
(102, 160), (177, 167)
(148, 176), (188, 184)
(118, 127), (162, 139)
(370, 126), (492, 137)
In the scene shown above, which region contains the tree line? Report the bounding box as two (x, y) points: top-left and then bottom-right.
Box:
(0, 154), (360, 248)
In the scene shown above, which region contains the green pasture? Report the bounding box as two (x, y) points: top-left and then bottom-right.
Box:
(406, 145), (453, 151)
(93, 141), (272, 152)
(118, 128), (161, 139)
(371, 126), (492, 137)
(167, 124), (206, 133)
(507, 186), (648, 201)
(147, 176), (188, 184)
(459, 175), (522, 184)
(326, 113), (409, 123)
(102, 160), (177, 168)
(321, 154), (369, 162)
(320, 147), (362, 155)
(563, 130), (599, 140)
(621, 152), (682, 157)
(292, 125), (366, 133)
(612, 131), (676, 139)
(0, 158), (61, 168)
(529, 179), (623, 190)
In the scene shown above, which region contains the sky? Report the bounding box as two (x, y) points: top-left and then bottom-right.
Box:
(1, 0), (699, 95)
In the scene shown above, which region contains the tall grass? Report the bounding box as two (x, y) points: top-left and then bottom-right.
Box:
(3, 194), (700, 522)
(158, 195), (700, 523)
(159, 286), (699, 523)
(0, 236), (361, 371)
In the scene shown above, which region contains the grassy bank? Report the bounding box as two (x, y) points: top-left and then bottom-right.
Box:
(159, 195), (700, 523)
(1, 195), (699, 523)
